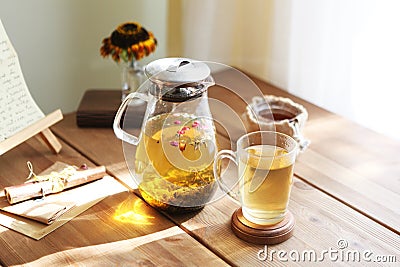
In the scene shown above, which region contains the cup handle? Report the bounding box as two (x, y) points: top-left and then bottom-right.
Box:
(289, 118), (310, 152)
(213, 149), (240, 202)
(113, 92), (150, 145)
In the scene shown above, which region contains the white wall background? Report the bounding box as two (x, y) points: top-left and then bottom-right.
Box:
(177, 0), (400, 140)
(2, 0), (399, 140)
(284, 0), (400, 140)
(0, 0), (167, 114)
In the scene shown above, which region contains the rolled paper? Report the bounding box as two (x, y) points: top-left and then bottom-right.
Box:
(4, 166), (106, 204)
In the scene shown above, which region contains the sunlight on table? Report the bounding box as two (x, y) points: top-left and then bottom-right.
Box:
(114, 198), (155, 225)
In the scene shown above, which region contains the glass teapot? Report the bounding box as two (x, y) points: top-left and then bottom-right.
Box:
(113, 58), (218, 213)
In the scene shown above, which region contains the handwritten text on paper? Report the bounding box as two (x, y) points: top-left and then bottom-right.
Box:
(0, 20), (44, 141)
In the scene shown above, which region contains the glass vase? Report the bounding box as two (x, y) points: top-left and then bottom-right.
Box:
(121, 60), (146, 101)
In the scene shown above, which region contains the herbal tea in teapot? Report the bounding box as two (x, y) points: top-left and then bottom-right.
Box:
(114, 58), (219, 213)
(135, 113), (217, 212)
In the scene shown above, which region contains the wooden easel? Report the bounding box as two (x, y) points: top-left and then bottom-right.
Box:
(0, 20), (63, 156)
(0, 109), (63, 156)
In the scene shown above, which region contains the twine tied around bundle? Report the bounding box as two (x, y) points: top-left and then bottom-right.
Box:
(25, 161), (77, 197)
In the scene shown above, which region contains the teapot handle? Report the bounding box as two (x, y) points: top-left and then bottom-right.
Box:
(113, 92), (150, 145)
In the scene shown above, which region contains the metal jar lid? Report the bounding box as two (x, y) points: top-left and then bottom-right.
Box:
(145, 58), (213, 102)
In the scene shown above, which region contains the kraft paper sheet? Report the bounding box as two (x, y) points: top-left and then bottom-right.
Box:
(0, 162), (127, 240)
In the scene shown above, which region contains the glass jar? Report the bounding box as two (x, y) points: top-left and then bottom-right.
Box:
(121, 60), (146, 101)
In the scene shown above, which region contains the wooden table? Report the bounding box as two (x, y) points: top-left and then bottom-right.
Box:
(0, 69), (399, 266)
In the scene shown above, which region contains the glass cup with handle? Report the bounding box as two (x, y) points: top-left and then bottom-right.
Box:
(213, 131), (299, 225)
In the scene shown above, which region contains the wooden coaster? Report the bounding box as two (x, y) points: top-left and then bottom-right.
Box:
(231, 208), (295, 245)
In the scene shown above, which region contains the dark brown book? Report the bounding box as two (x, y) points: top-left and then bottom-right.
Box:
(76, 89), (146, 128)
(76, 89), (122, 127)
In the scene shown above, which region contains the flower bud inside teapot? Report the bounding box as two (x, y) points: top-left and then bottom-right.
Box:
(114, 58), (218, 213)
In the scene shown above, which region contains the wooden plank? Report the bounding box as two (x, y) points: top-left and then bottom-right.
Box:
(50, 114), (138, 190)
(296, 116), (400, 232)
(210, 68), (331, 124)
(0, 131), (228, 266)
(52, 113), (400, 266)
(170, 177), (400, 266)
(210, 69), (400, 232)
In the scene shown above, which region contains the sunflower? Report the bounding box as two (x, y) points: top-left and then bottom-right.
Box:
(100, 22), (157, 63)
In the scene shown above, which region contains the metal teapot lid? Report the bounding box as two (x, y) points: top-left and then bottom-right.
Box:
(145, 58), (213, 102)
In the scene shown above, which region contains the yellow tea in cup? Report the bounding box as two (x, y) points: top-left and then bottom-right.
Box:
(214, 131), (298, 225)
(239, 144), (294, 225)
